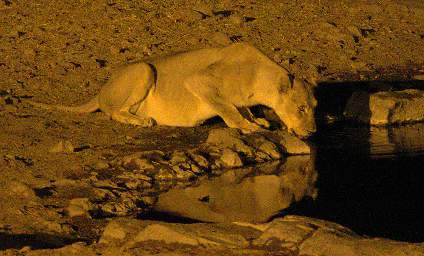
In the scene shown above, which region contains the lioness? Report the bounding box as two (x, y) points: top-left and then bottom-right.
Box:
(30, 43), (317, 137)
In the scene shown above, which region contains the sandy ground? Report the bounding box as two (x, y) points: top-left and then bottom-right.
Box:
(1, 0), (424, 254)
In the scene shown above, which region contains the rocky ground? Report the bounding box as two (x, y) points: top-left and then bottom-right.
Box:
(1, 0), (424, 255)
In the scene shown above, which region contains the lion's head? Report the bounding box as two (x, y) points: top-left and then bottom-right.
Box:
(274, 77), (317, 138)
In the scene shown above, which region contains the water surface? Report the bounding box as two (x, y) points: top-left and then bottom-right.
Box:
(299, 122), (424, 242)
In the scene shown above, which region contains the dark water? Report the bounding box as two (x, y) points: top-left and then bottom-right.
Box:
(149, 121), (424, 242)
(294, 122), (424, 242)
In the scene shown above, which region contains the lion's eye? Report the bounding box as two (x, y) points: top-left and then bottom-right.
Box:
(298, 105), (307, 113)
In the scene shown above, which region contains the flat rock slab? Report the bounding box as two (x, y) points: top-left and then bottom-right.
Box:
(19, 215), (423, 256)
(344, 89), (424, 125)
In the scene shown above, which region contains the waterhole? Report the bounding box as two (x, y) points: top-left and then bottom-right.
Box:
(293, 122), (424, 242)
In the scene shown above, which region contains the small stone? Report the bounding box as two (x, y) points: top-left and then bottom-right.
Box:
(132, 224), (205, 246)
(253, 219), (314, 247)
(258, 141), (281, 159)
(219, 148), (243, 168)
(139, 196), (156, 207)
(190, 163), (202, 174)
(92, 161), (109, 170)
(206, 128), (253, 156)
(92, 188), (115, 201)
(169, 151), (189, 165)
(99, 221), (127, 243)
(156, 168), (175, 181)
(172, 165), (196, 180)
(92, 180), (119, 189)
(124, 158), (155, 171)
(49, 140), (74, 153)
(99, 196), (137, 216)
(188, 152), (209, 169)
(66, 198), (93, 217)
(9, 181), (36, 199)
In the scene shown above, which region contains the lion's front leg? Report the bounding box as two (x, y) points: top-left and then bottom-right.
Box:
(238, 107), (271, 129)
(184, 73), (263, 134)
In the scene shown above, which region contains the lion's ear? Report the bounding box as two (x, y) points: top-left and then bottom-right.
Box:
(304, 75), (318, 87)
(288, 74), (295, 89)
(278, 74), (294, 94)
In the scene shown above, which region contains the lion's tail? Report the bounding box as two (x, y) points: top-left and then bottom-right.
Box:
(27, 95), (100, 113)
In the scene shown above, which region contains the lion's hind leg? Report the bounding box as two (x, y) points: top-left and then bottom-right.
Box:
(110, 111), (156, 127)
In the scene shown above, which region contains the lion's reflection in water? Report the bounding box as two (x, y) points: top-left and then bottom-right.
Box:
(153, 156), (317, 223)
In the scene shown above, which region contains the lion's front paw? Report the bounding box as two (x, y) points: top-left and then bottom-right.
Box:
(141, 117), (156, 128)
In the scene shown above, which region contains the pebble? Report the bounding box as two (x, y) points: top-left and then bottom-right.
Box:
(66, 198), (93, 217)
(206, 128), (253, 156)
(219, 148), (243, 168)
(99, 221), (127, 243)
(169, 151), (189, 165)
(8, 181), (36, 199)
(92, 161), (110, 170)
(258, 140), (281, 159)
(188, 152), (209, 169)
(126, 158), (155, 171)
(49, 140), (74, 153)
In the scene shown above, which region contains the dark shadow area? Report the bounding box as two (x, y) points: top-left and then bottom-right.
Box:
(280, 123), (424, 242)
(0, 232), (82, 250)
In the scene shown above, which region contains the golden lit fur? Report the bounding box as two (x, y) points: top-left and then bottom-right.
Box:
(29, 43), (317, 137)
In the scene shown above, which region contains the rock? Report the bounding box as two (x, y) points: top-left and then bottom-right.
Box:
(99, 219), (251, 249)
(49, 140), (75, 153)
(99, 221), (127, 243)
(253, 218), (314, 247)
(94, 215), (424, 255)
(123, 158), (155, 171)
(279, 131), (311, 154)
(66, 198), (93, 217)
(115, 171), (152, 190)
(187, 151), (209, 169)
(9, 181), (36, 199)
(120, 150), (165, 166)
(171, 165), (196, 180)
(206, 128), (253, 156)
(98, 195), (138, 216)
(257, 140), (281, 160)
(344, 89), (424, 125)
(92, 161), (109, 170)
(299, 228), (424, 256)
(169, 150), (189, 165)
(133, 224), (214, 246)
(219, 148), (243, 168)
